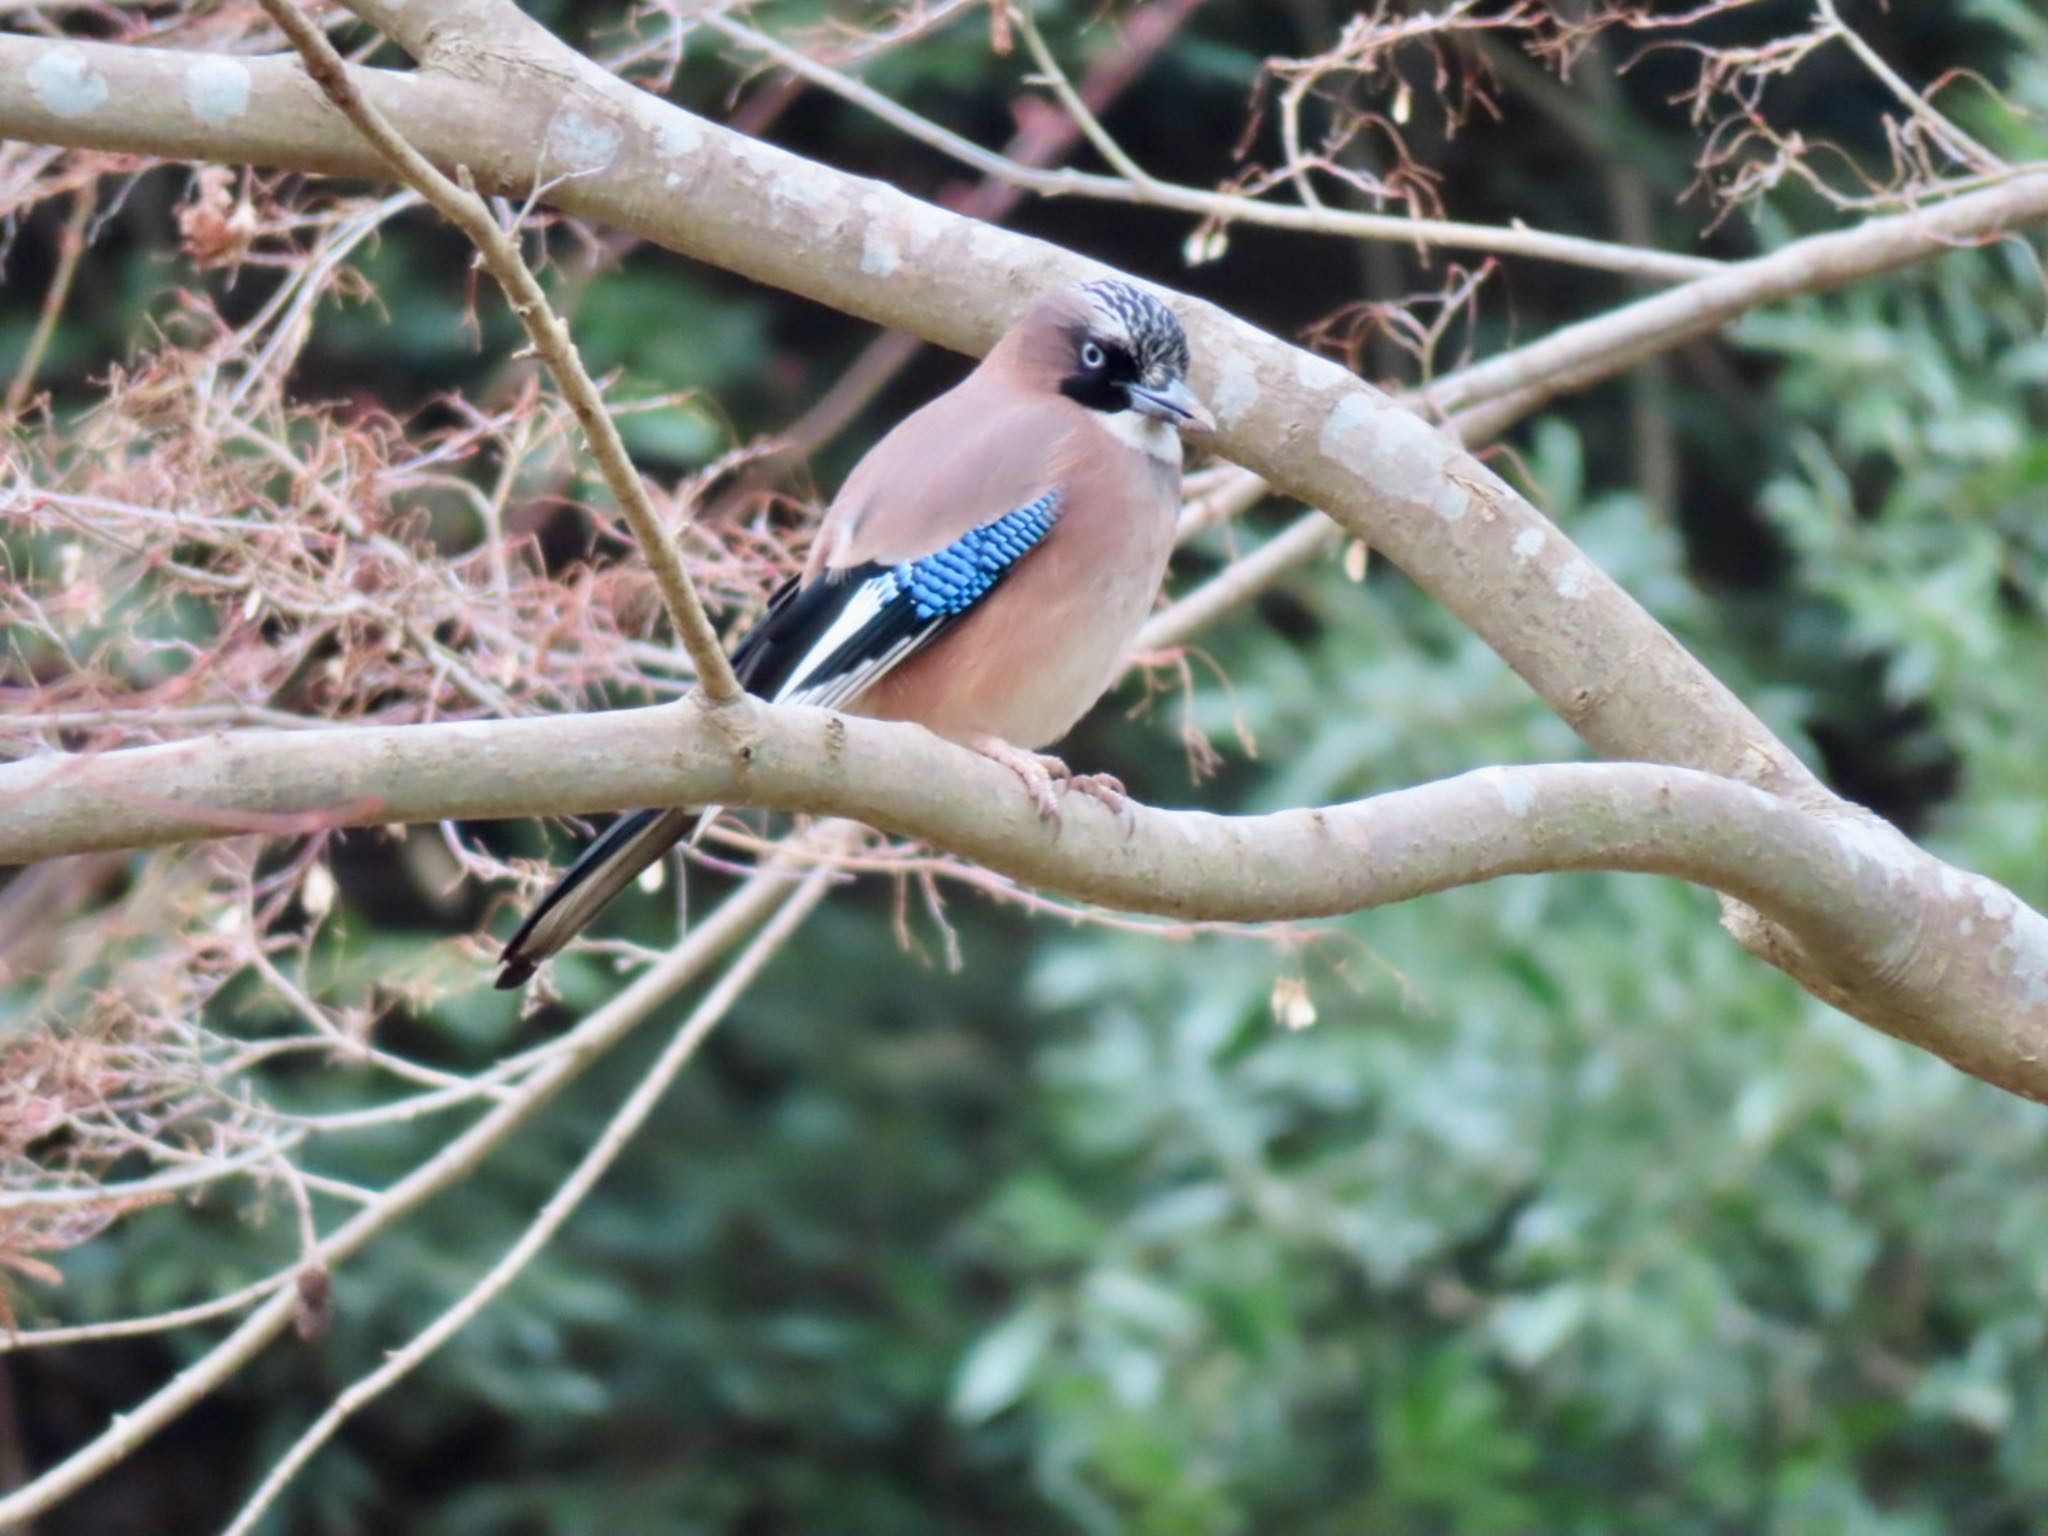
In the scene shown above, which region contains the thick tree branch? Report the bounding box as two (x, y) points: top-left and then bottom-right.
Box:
(3, 702), (2045, 1101)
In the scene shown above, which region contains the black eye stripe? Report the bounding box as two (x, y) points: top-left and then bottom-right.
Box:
(1061, 347), (1137, 412)
(1091, 342), (1138, 377)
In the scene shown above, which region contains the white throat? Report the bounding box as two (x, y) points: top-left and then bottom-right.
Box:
(1094, 408), (1183, 465)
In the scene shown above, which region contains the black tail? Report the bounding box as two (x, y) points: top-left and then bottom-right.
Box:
(496, 806), (699, 989)
(496, 570), (857, 988)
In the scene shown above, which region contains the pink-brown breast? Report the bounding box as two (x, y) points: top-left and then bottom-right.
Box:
(851, 415), (1181, 749)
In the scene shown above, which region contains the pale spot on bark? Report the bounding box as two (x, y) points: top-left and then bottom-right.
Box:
(1553, 561), (1593, 600)
(966, 221), (1012, 268)
(772, 160), (835, 208)
(1481, 767), (1537, 817)
(1992, 898), (2048, 1007)
(1293, 350), (1349, 391)
(857, 188), (947, 277)
(861, 225), (902, 276)
(1978, 879), (2014, 921)
(546, 109), (622, 175)
(1513, 528), (1547, 561)
(1320, 397), (1468, 520)
(890, 198), (953, 254)
(28, 46), (108, 118)
(654, 116), (704, 157)
(1210, 354), (1261, 427)
(185, 57), (249, 124)
(2011, 941), (2048, 1007)
(1830, 818), (1919, 883)
(1318, 394), (1373, 465)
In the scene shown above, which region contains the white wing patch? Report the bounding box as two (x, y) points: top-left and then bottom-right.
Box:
(771, 568), (924, 710)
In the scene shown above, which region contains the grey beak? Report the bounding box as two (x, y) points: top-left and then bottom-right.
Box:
(1128, 376), (1216, 433)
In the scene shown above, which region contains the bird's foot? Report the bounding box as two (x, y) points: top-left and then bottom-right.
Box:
(967, 737), (1126, 823)
(1061, 769), (1127, 816)
(969, 734), (1065, 821)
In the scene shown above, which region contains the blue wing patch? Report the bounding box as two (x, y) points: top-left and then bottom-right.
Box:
(727, 489), (1064, 712)
(894, 493), (1064, 620)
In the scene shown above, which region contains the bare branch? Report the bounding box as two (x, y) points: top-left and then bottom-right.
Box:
(3, 179), (93, 416)
(1144, 510), (1336, 653)
(1007, 1), (1156, 190)
(1144, 164), (2048, 645)
(694, 10), (1722, 284)
(0, 1267), (293, 1353)
(1813, 0), (2006, 177)
(253, 0), (742, 704)
(2, 702), (2044, 1103)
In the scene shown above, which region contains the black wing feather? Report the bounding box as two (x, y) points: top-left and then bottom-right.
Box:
(728, 562), (904, 703)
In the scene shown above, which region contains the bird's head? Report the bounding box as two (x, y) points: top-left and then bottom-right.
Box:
(1002, 279), (1215, 435)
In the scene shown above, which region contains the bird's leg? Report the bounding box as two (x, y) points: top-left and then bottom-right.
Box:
(965, 735), (1127, 821)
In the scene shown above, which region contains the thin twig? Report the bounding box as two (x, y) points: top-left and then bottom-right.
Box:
(218, 853), (841, 1536)
(1142, 510), (1335, 653)
(5, 181), (96, 417)
(0, 1268), (294, 1353)
(0, 1133), (305, 1213)
(1009, 2), (1156, 188)
(1813, 0), (2006, 176)
(700, 11), (1721, 285)
(254, 0), (742, 703)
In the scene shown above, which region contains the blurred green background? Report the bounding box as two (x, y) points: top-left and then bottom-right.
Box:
(9, 1), (2048, 1532)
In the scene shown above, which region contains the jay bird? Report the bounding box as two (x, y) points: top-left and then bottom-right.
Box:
(497, 278), (1213, 989)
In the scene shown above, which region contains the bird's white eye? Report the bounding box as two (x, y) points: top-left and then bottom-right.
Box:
(1080, 341), (1106, 370)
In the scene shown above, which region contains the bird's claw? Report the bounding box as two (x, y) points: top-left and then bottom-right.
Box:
(969, 736), (1128, 824)
(1021, 759), (1064, 821)
(1061, 769), (1127, 816)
